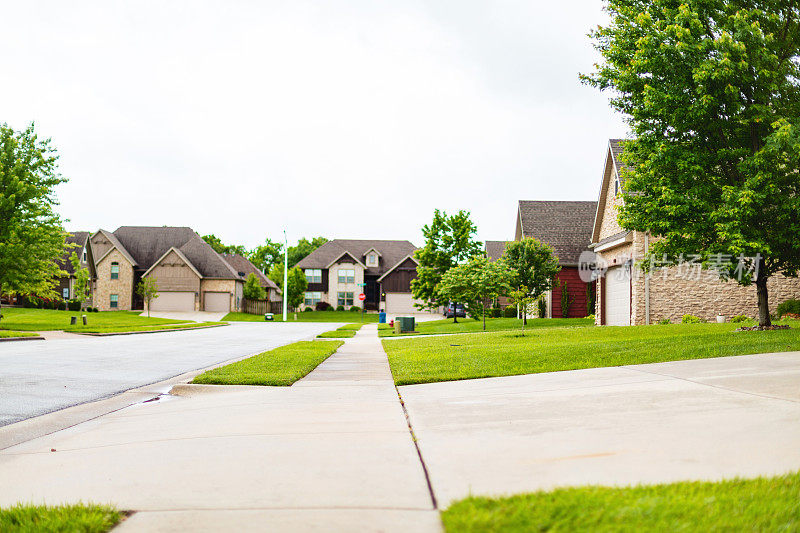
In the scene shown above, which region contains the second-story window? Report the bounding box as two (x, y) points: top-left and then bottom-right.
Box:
(305, 269), (321, 284)
(110, 262), (119, 280)
(338, 268), (355, 284)
(367, 253), (378, 266)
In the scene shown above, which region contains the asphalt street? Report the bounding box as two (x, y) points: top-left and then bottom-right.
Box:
(0, 322), (339, 426)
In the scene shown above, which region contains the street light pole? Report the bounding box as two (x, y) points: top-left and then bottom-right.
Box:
(283, 230), (288, 322)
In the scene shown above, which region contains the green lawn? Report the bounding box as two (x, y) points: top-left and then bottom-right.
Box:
(0, 503), (122, 532)
(383, 321), (800, 385)
(0, 308), (185, 332)
(192, 340), (343, 386)
(378, 317), (593, 337)
(223, 310), (378, 323)
(78, 322), (225, 334)
(442, 471), (800, 532)
(0, 330), (38, 338)
(317, 323), (363, 338)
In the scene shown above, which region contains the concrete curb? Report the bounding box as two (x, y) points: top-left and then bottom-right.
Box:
(0, 335), (44, 342)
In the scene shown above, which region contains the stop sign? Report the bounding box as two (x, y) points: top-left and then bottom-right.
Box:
(358, 293), (366, 301)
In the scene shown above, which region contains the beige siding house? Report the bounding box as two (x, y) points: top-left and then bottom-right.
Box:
(590, 139), (800, 325)
(90, 226), (245, 312)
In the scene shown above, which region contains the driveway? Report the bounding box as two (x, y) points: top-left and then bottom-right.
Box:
(400, 352), (800, 507)
(147, 310), (228, 322)
(0, 322), (339, 427)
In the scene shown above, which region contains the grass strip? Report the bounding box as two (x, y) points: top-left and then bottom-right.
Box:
(317, 324), (363, 338)
(0, 503), (122, 532)
(378, 317), (593, 337)
(0, 330), (38, 338)
(192, 340), (343, 386)
(441, 471), (800, 532)
(0, 308), (183, 332)
(223, 310), (378, 323)
(77, 322), (224, 334)
(384, 321), (800, 385)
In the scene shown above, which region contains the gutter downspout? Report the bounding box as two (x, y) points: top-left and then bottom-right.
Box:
(644, 231), (650, 325)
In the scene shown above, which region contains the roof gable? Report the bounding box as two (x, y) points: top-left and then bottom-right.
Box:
(93, 229), (138, 267)
(142, 247), (203, 279)
(591, 139), (630, 244)
(517, 200), (597, 265)
(296, 239), (418, 275)
(221, 254), (281, 292)
(377, 255), (419, 282)
(484, 241), (510, 262)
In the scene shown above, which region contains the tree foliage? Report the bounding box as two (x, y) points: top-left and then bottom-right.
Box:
(411, 209), (482, 310)
(249, 238), (283, 273)
(0, 123), (67, 322)
(583, 0), (800, 326)
(243, 272), (267, 300)
(439, 255), (512, 329)
(202, 234), (248, 256)
(508, 286), (538, 336)
(287, 237), (328, 268)
(269, 263), (308, 309)
(69, 252), (91, 308)
(137, 277), (160, 318)
(502, 238), (561, 323)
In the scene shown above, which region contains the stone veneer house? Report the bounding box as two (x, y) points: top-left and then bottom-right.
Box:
(90, 227), (245, 312)
(56, 231), (96, 303)
(296, 239), (431, 314)
(590, 139), (800, 325)
(513, 200), (597, 318)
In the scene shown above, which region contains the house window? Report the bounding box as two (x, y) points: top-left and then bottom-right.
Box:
(62, 288), (70, 299)
(305, 269), (322, 284)
(614, 177), (619, 197)
(110, 294), (119, 308)
(82, 249), (87, 262)
(337, 292), (354, 307)
(304, 292), (322, 306)
(338, 269), (355, 284)
(367, 253), (378, 267)
(110, 262), (119, 280)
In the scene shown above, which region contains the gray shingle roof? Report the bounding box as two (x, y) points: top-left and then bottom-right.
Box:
(484, 241), (510, 262)
(296, 239), (418, 276)
(517, 200), (597, 265)
(110, 226), (239, 279)
(59, 231), (90, 275)
(609, 138), (629, 183)
(222, 254), (281, 292)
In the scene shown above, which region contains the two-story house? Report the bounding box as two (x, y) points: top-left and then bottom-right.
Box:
(56, 231), (97, 303)
(296, 239), (430, 314)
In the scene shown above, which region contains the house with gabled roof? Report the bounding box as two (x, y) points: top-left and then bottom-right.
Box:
(56, 231), (97, 303)
(296, 239), (432, 314)
(221, 253), (282, 303)
(590, 139), (800, 325)
(90, 226), (245, 312)
(514, 200), (597, 318)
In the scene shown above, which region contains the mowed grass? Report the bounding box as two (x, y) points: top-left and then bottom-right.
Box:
(0, 330), (38, 338)
(378, 317), (593, 337)
(441, 471), (800, 532)
(78, 322), (225, 334)
(0, 503), (123, 532)
(317, 323), (363, 338)
(223, 310), (378, 323)
(383, 322), (800, 385)
(192, 340), (343, 386)
(0, 308), (184, 332)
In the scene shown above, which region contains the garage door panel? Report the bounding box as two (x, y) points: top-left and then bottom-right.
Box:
(385, 293), (416, 315)
(204, 292), (230, 312)
(605, 266), (630, 326)
(150, 292), (195, 312)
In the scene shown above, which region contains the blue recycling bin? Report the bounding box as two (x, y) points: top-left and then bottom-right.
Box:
(378, 311), (387, 324)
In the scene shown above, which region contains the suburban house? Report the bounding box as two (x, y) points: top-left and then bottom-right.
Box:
(590, 139), (800, 325)
(221, 253), (283, 303)
(56, 231), (96, 303)
(296, 239), (430, 314)
(514, 200), (597, 318)
(90, 226), (245, 313)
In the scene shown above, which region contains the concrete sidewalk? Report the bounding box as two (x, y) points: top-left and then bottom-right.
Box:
(0, 325), (441, 532)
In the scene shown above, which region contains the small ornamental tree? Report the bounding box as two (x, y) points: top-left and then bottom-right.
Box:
(69, 252), (91, 309)
(438, 255), (512, 329)
(269, 263), (308, 310)
(508, 286), (538, 336)
(560, 280), (572, 318)
(242, 272), (267, 300)
(412, 209), (482, 310)
(502, 238), (561, 324)
(137, 277), (159, 317)
(583, 0), (800, 327)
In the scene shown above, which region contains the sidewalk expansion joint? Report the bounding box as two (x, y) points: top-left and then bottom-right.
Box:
(394, 384), (438, 510)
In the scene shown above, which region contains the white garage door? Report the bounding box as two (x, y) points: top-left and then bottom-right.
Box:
(149, 291), (195, 312)
(385, 293), (418, 315)
(204, 292), (230, 312)
(604, 266), (630, 326)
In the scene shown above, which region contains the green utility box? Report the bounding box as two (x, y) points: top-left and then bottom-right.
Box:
(394, 316), (416, 333)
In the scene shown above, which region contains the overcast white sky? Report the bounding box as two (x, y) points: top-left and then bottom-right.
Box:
(1, 1), (626, 248)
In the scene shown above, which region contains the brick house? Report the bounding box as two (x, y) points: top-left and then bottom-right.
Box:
(514, 200), (597, 318)
(56, 231), (96, 303)
(296, 239), (433, 314)
(590, 139), (800, 325)
(90, 227), (245, 312)
(221, 254), (282, 303)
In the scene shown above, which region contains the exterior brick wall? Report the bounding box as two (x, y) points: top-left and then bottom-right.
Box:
(94, 249), (135, 311)
(200, 279), (241, 312)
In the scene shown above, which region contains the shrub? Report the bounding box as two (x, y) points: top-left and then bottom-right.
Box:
(67, 299), (82, 311)
(326, 306), (335, 311)
(92, 307), (99, 312)
(560, 280), (572, 318)
(349, 306), (361, 312)
(336, 305), (345, 311)
(315, 301), (332, 311)
(681, 314), (702, 324)
(776, 299), (800, 318)
(537, 297), (547, 318)
(303, 307), (313, 312)
(730, 315), (749, 323)
(503, 306), (517, 318)
(57, 301), (67, 311)
(489, 307), (501, 318)
(658, 318), (671, 325)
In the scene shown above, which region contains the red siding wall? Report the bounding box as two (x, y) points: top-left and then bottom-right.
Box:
(551, 267), (594, 318)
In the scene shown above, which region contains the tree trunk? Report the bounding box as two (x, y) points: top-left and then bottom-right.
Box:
(756, 275), (771, 327)
(483, 304), (486, 331)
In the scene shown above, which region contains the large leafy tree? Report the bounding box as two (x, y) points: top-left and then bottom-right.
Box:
(268, 263), (308, 309)
(201, 234), (248, 256)
(0, 123), (67, 322)
(439, 255), (512, 328)
(584, 0), (800, 327)
(411, 209), (482, 310)
(288, 237), (328, 268)
(502, 238), (561, 323)
(249, 238), (283, 273)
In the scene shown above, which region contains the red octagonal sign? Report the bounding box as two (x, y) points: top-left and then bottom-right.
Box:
(358, 293), (366, 301)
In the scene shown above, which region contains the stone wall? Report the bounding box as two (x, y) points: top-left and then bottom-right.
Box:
(327, 262), (364, 309)
(94, 249), (135, 311)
